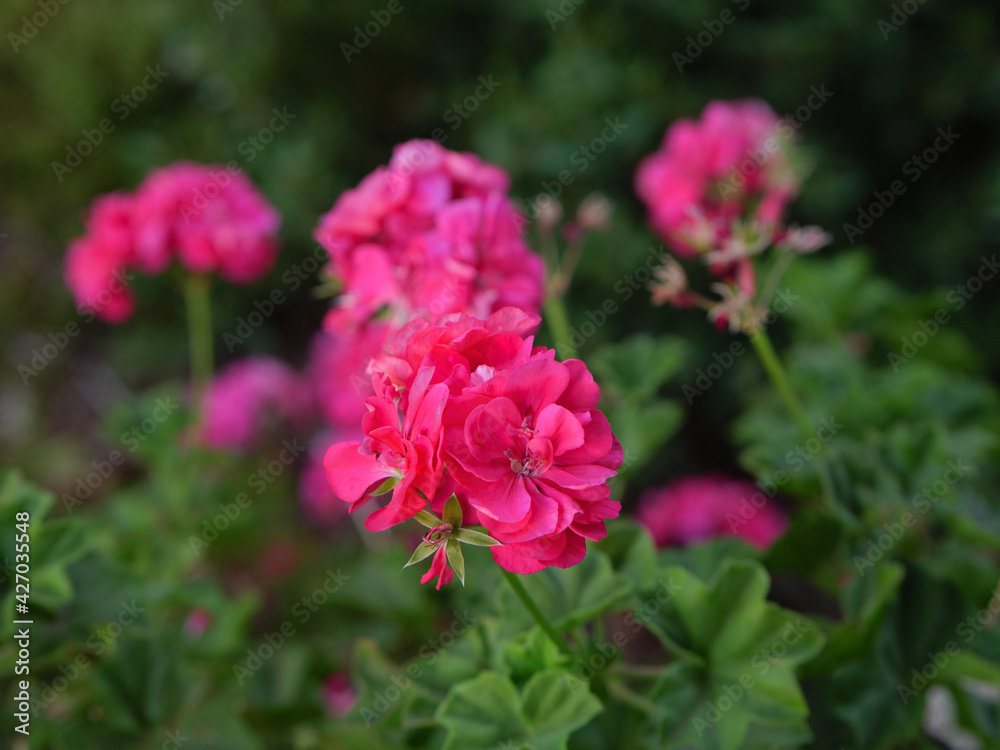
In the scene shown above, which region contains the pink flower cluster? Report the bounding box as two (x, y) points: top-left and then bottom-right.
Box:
(314, 139), (545, 329)
(65, 162), (281, 323)
(635, 99), (796, 257)
(636, 475), (787, 551)
(197, 357), (311, 452)
(324, 309), (623, 581)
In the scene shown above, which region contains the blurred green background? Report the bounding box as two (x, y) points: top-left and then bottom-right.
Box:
(3, 0), (1000, 512)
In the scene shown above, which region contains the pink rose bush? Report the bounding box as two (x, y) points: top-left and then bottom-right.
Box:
(637, 475), (787, 551)
(197, 356), (311, 452)
(324, 308), (623, 584)
(65, 162), (281, 323)
(636, 99), (830, 331)
(314, 139), (545, 329)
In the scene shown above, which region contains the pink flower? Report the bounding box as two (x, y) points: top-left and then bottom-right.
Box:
(421, 544), (455, 590)
(132, 162), (281, 282)
(183, 608), (213, 639)
(322, 309), (623, 581)
(636, 475), (788, 550)
(324, 367), (448, 533)
(198, 357), (311, 452)
(64, 163), (281, 323)
(64, 193), (137, 323)
(443, 356), (623, 574)
(314, 139), (544, 327)
(308, 323), (391, 431)
(299, 433), (354, 525)
(323, 673), (358, 718)
(635, 99), (796, 258)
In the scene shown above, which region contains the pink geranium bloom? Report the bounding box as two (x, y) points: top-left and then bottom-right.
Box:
(198, 357), (311, 452)
(64, 163), (281, 323)
(635, 99), (796, 258)
(322, 309), (623, 582)
(324, 367), (448, 533)
(132, 162), (281, 282)
(314, 139), (544, 327)
(299, 432), (355, 525)
(64, 193), (137, 323)
(307, 323), (391, 431)
(636, 475), (788, 550)
(443, 356), (623, 574)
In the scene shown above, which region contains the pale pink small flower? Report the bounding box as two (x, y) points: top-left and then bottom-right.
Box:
(323, 673), (358, 718)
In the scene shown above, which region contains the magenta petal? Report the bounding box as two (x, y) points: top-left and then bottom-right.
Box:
(324, 441), (393, 503)
(471, 472), (531, 523)
(543, 463), (617, 489)
(534, 404), (585, 455)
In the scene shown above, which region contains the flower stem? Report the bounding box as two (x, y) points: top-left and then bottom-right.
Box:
(748, 329), (812, 438)
(544, 293), (576, 361)
(501, 569), (575, 658)
(183, 274), (214, 408)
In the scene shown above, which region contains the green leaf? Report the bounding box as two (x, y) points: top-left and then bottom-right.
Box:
(447, 538), (466, 586)
(403, 541), (438, 568)
(455, 528), (502, 547)
(443, 494), (463, 527)
(497, 550), (634, 634)
(436, 669), (601, 750)
(413, 509), (443, 528)
(592, 520), (658, 592)
(645, 560), (824, 750)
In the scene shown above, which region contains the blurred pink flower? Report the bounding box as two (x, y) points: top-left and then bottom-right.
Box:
(299, 432), (355, 525)
(314, 139), (544, 327)
(635, 99), (796, 258)
(307, 323), (391, 430)
(64, 193), (137, 323)
(183, 608), (213, 639)
(198, 356), (311, 452)
(64, 163), (281, 323)
(132, 162), (281, 282)
(636, 475), (787, 550)
(323, 673), (358, 718)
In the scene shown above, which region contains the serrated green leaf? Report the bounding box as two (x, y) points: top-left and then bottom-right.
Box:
(645, 560), (824, 750)
(497, 550), (634, 634)
(436, 669), (601, 750)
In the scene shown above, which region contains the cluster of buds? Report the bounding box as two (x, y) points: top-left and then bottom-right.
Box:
(403, 496), (501, 590)
(649, 218), (831, 334)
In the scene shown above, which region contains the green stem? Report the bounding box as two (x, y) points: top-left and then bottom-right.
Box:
(606, 679), (658, 716)
(748, 329), (812, 438)
(544, 293), (576, 361)
(501, 569), (575, 658)
(183, 275), (214, 409)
